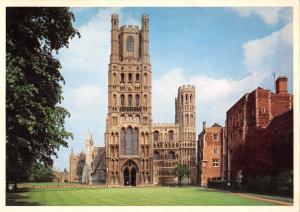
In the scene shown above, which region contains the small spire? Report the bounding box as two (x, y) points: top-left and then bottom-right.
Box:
(71, 147), (74, 155)
(87, 130), (93, 141)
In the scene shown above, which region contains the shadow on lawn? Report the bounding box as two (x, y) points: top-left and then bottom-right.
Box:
(6, 188), (41, 206)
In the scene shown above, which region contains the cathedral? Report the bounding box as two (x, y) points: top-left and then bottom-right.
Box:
(69, 14), (197, 186)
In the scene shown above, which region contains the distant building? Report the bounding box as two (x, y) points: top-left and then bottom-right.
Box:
(225, 76), (293, 182)
(69, 133), (106, 184)
(69, 150), (85, 183)
(197, 122), (224, 186)
(53, 169), (69, 183)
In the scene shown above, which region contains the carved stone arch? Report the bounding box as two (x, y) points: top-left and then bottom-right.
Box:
(145, 132), (149, 144)
(143, 94), (147, 105)
(121, 159), (139, 186)
(115, 132), (119, 144)
(110, 132), (114, 144)
(141, 132), (145, 145)
(143, 73), (148, 85)
(127, 36), (134, 52)
(153, 130), (159, 141)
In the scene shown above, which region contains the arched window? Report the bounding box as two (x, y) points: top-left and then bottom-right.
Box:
(121, 73), (125, 82)
(154, 151), (160, 160)
(136, 73), (140, 81)
(143, 73), (148, 85)
(128, 73), (132, 82)
(113, 73), (116, 84)
(167, 151), (175, 160)
(190, 94), (192, 103)
(133, 128), (139, 155)
(127, 36), (134, 52)
(113, 94), (116, 106)
(127, 127), (132, 155)
(153, 131), (159, 141)
(168, 130), (174, 141)
(128, 94), (132, 107)
(120, 94), (125, 107)
(121, 128), (126, 155)
(143, 94), (147, 105)
(135, 95), (140, 107)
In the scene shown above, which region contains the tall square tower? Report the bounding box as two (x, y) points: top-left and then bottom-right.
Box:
(105, 14), (153, 186)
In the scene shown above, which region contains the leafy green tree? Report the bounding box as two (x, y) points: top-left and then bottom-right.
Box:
(6, 7), (79, 189)
(28, 163), (55, 182)
(172, 164), (190, 186)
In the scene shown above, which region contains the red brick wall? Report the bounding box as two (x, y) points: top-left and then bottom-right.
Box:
(225, 82), (293, 182)
(271, 93), (293, 118)
(200, 126), (223, 186)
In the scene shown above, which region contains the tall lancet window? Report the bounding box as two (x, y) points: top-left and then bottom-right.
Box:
(121, 128), (126, 155)
(127, 127), (132, 154)
(133, 128), (139, 155)
(127, 36), (134, 52)
(120, 94), (125, 107)
(135, 95), (140, 107)
(128, 94), (132, 107)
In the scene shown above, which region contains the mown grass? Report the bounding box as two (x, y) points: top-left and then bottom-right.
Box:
(6, 186), (286, 206)
(18, 182), (80, 186)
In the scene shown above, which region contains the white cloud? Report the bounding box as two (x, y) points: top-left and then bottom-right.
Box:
(56, 8), (141, 168)
(242, 22), (293, 89)
(54, 8), (293, 171)
(152, 22), (293, 131)
(232, 8), (291, 25)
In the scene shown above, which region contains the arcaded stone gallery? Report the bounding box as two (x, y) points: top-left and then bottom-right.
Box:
(69, 14), (197, 186)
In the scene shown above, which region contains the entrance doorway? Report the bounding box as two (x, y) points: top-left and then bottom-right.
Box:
(122, 160), (138, 186)
(131, 167), (136, 186)
(124, 167), (129, 186)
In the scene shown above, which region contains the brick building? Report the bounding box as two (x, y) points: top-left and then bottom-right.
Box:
(197, 122), (224, 186)
(225, 76), (293, 182)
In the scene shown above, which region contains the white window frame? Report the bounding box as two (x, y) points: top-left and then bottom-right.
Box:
(212, 159), (219, 167)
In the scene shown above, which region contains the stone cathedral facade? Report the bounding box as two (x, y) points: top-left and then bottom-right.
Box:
(70, 14), (197, 186)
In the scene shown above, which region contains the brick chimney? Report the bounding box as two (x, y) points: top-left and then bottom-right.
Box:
(275, 76), (288, 94)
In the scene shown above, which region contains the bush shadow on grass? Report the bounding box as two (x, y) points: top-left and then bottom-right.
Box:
(6, 188), (41, 206)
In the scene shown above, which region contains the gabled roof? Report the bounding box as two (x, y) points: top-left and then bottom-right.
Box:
(211, 123), (222, 128)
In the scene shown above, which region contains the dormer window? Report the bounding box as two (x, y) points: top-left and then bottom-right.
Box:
(127, 36), (134, 52)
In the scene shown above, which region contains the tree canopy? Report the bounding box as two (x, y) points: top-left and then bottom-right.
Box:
(6, 7), (80, 185)
(172, 164), (190, 186)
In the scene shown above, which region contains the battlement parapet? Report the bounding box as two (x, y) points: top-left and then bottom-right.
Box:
(121, 25), (139, 32)
(153, 123), (179, 128)
(178, 84), (195, 92)
(142, 14), (149, 19)
(111, 13), (119, 19)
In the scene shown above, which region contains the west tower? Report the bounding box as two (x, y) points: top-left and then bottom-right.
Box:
(105, 14), (153, 186)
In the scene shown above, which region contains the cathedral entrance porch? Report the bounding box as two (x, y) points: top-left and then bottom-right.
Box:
(122, 160), (138, 186)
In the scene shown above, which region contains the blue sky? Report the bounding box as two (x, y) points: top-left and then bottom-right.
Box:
(53, 7), (293, 171)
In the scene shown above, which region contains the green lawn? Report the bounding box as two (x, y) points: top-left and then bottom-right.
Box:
(6, 187), (288, 206)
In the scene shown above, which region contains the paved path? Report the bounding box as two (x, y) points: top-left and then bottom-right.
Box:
(232, 193), (293, 206)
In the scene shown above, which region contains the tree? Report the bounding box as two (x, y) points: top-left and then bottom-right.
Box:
(6, 7), (79, 188)
(28, 163), (55, 182)
(172, 164), (190, 186)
